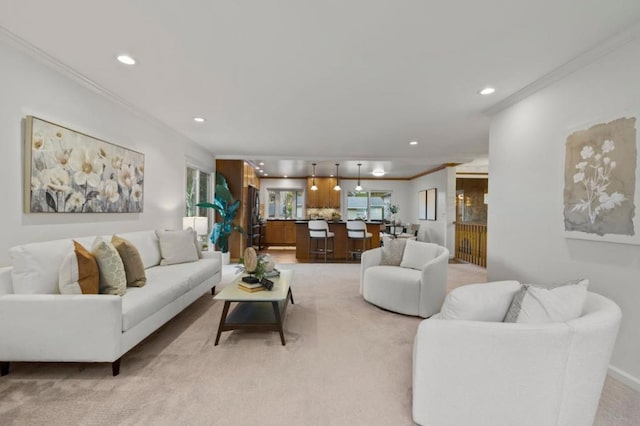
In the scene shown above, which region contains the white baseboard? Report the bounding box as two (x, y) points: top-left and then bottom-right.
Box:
(608, 365), (640, 392)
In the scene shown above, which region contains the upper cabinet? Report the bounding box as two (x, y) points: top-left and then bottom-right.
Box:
(306, 177), (340, 209)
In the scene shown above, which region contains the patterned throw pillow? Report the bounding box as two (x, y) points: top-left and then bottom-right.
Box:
(58, 241), (100, 294)
(503, 279), (589, 323)
(380, 236), (407, 266)
(112, 235), (147, 287)
(91, 237), (127, 296)
(73, 241), (100, 294)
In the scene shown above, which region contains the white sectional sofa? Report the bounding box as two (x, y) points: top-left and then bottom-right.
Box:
(0, 230), (221, 376)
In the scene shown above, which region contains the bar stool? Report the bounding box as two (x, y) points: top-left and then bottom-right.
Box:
(308, 220), (335, 262)
(346, 220), (372, 261)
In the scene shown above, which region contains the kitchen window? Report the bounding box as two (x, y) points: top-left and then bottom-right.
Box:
(347, 190), (392, 220)
(268, 189), (304, 219)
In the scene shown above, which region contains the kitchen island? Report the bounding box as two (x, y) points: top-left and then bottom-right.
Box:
(295, 221), (384, 261)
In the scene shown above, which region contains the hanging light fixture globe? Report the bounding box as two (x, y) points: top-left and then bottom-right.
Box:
(333, 163), (341, 191)
(310, 163), (318, 191)
(355, 163), (363, 192)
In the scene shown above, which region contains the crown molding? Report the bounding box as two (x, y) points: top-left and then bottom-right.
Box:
(0, 25), (206, 152)
(485, 21), (640, 116)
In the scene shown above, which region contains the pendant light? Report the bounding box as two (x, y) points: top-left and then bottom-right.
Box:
(310, 163), (318, 191)
(355, 163), (363, 192)
(333, 163), (341, 191)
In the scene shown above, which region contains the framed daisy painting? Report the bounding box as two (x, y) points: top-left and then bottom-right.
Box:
(24, 116), (144, 213)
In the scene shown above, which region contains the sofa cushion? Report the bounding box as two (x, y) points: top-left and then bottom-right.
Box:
(10, 238), (74, 294)
(440, 281), (521, 321)
(150, 258), (220, 291)
(504, 279), (589, 324)
(92, 238), (127, 296)
(112, 235), (147, 287)
(58, 241), (100, 295)
(117, 230), (162, 269)
(122, 266), (192, 331)
(156, 229), (199, 266)
(400, 240), (439, 270)
(363, 265), (421, 316)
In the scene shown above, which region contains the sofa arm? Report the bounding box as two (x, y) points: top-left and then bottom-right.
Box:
(412, 318), (572, 426)
(418, 250), (449, 317)
(201, 250), (222, 262)
(360, 247), (382, 294)
(0, 294), (123, 362)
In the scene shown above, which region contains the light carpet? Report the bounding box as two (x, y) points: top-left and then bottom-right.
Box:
(0, 262), (637, 425)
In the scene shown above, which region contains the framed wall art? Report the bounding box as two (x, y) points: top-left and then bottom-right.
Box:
(563, 115), (639, 244)
(418, 190), (426, 220)
(24, 116), (144, 213)
(426, 188), (437, 221)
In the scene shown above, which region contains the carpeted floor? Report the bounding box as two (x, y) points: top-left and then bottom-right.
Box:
(0, 262), (637, 425)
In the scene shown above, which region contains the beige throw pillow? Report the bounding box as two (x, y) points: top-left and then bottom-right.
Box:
(503, 279), (589, 323)
(91, 237), (127, 296)
(112, 235), (147, 287)
(380, 236), (407, 266)
(156, 229), (199, 266)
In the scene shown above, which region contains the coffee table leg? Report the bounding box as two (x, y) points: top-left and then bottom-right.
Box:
(272, 301), (286, 346)
(215, 301), (231, 346)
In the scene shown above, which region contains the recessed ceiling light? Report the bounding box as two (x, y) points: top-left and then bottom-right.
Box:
(117, 54), (136, 65)
(283, 175), (288, 178)
(193, 117), (206, 123)
(256, 168), (261, 171)
(329, 174), (334, 177)
(372, 170), (385, 177)
(263, 173), (268, 177)
(259, 162), (265, 166)
(479, 87), (495, 95)
(409, 141), (418, 145)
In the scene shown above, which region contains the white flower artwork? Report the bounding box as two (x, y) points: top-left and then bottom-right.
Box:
(24, 116), (144, 213)
(564, 116), (637, 243)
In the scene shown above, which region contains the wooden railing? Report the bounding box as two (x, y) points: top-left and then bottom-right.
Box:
(455, 223), (487, 267)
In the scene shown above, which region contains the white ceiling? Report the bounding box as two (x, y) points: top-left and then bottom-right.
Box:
(2, 1), (640, 178)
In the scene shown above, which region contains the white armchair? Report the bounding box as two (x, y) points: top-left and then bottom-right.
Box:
(360, 241), (448, 318)
(412, 282), (622, 426)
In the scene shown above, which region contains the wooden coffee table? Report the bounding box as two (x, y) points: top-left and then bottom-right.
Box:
(213, 269), (294, 345)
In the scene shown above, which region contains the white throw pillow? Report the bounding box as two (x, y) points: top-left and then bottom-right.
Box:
(440, 281), (522, 321)
(504, 279), (589, 323)
(58, 250), (82, 294)
(91, 237), (127, 296)
(156, 229), (199, 266)
(399, 240), (440, 270)
(10, 239), (74, 294)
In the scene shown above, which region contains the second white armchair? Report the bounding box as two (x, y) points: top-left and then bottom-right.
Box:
(360, 240), (449, 318)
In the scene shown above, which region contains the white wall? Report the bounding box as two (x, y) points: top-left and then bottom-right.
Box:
(409, 168), (456, 254)
(0, 37), (214, 266)
(488, 36), (640, 388)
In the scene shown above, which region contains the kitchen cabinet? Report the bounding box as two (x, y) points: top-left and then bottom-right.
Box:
(306, 178), (341, 209)
(264, 220), (296, 246)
